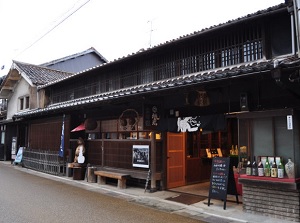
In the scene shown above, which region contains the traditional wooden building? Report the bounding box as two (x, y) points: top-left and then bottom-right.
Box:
(0, 48), (107, 161)
(4, 1), (300, 221)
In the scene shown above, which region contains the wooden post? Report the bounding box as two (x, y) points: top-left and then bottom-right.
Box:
(101, 133), (105, 167)
(150, 131), (157, 192)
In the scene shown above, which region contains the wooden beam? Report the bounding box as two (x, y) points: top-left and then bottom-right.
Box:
(8, 76), (21, 81)
(150, 131), (157, 192)
(1, 86), (14, 90)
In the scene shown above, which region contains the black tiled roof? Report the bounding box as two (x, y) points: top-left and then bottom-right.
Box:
(14, 56), (300, 119)
(13, 2), (294, 119)
(13, 61), (73, 85)
(38, 2), (287, 90)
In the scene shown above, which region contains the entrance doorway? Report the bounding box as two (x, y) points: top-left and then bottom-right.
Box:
(166, 132), (186, 189)
(166, 118), (237, 189)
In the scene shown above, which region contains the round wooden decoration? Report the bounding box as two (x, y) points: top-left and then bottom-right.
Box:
(84, 118), (98, 130)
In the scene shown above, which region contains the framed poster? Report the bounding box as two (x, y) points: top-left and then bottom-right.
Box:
(132, 145), (149, 168)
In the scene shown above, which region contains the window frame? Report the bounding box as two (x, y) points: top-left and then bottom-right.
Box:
(19, 95), (30, 111)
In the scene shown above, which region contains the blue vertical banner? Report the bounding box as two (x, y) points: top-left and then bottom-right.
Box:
(59, 114), (65, 157)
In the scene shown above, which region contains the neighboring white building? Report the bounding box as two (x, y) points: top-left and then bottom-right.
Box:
(0, 61), (73, 120)
(0, 48), (107, 161)
(0, 47), (107, 121)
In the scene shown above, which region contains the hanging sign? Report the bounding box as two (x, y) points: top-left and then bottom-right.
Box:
(144, 104), (160, 130)
(287, 115), (293, 130)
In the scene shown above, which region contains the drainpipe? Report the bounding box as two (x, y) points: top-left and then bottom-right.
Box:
(293, 0), (300, 57)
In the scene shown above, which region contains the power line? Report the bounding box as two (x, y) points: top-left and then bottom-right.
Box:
(15, 0), (91, 59)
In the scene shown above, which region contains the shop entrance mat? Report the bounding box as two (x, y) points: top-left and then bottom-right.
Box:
(165, 193), (207, 205)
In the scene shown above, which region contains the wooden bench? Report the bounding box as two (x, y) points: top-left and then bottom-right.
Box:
(94, 170), (130, 189)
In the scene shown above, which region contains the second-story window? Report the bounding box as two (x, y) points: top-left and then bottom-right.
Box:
(49, 21), (266, 104)
(19, 98), (24, 110)
(19, 96), (30, 111)
(0, 99), (7, 111)
(25, 96), (29, 109)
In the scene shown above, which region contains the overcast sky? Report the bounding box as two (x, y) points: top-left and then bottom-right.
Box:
(0, 0), (284, 76)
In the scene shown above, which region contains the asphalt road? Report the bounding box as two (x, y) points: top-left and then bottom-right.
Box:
(0, 163), (204, 223)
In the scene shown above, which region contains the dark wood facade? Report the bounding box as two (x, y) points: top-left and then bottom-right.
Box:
(29, 116), (70, 151)
(49, 8), (290, 105)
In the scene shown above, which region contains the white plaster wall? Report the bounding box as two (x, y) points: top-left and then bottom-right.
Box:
(7, 78), (32, 120)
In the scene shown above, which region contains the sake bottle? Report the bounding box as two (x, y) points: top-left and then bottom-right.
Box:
(258, 156), (264, 177)
(277, 158), (284, 178)
(252, 156), (257, 176)
(271, 157), (278, 178)
(264, 157), (271, 177)
(246, 157), (252, 176)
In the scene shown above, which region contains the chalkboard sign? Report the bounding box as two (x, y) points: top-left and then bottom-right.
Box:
(207, 157), (238, 210)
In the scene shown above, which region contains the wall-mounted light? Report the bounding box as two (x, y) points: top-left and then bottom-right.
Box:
(271, 68), (281, 83)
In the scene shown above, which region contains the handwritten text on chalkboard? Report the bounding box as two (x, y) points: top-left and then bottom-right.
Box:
(211, 159), (228, 192)
(208, 157), (230, 209)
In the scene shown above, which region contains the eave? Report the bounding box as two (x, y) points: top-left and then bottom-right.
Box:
(0, 69), (21, 98)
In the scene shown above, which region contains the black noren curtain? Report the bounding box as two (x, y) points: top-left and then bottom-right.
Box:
(157, 114), (226, 132)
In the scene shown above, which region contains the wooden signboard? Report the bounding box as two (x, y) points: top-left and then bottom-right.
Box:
(208, 157), (238, 210)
